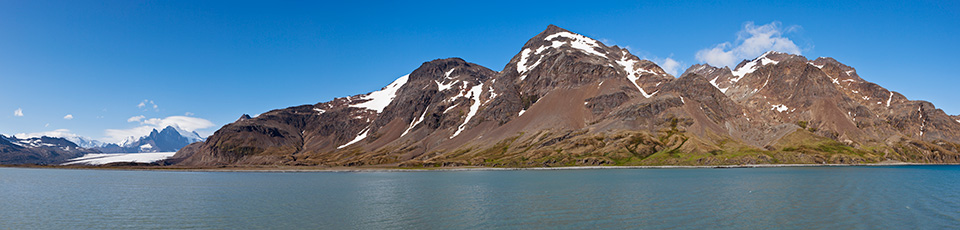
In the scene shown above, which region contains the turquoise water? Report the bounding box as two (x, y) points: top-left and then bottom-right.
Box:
(1, 166), (959, 229)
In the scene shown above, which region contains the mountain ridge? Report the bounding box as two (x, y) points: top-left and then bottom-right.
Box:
(169, 25), (960, 167)
(0, 134), (99, 165)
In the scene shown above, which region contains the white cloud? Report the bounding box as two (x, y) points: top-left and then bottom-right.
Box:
(127, 115), (146, 122)
(184, 112), (194, 116)
(138, 100), (159, 111)
(63, 114), (74, 120)
(140, 116), (214, 131)
(15, 129), (78, 139)
(104, 115), (215, 143)
(14, 108), (23, 117)
(695, 21), (802, 68)
(44, 123), (50, 127)
(656, 58), (682, 77)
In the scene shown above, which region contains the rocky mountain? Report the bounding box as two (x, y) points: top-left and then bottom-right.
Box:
(0, 134), (100, 165)
(99, 126), (204, 153)
(170, 25), (960, 167)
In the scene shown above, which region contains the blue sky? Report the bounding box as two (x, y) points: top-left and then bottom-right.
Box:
(1, 0), (958, 142)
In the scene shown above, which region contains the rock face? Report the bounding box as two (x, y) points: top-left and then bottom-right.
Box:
(0, 135), (100, 165)
(172, 25), (960, 167)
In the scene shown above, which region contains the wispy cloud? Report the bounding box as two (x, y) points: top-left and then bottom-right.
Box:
(138, 100), (159, 111)
(184, 112), (194, 116)
(695, 21), (802, 68)
(127, 115), (146, 122)
(63, 114), (74, 120)
(14, 108), (23, 117)
(15, 129), (78, 139)
(104, 115), (214, 143)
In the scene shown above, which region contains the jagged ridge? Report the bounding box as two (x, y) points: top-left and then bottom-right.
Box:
(170, 25), (960, 167)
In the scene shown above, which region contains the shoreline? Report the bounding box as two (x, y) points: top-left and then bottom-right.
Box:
(2, 162), (958, 173)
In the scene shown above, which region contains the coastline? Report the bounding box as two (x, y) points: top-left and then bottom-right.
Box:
(2, 161), (958, 173)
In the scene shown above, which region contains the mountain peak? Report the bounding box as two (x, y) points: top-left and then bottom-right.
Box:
(519, 24), (604, 53)
(542, 24), (570, 35)
(160, 126), (180, 134)
(238, 114), (252, 122)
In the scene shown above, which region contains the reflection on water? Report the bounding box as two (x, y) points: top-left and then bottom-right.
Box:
(1, 166), (958, 229)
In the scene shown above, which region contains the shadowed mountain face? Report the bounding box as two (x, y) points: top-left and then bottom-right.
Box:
(171, 25), (960, 167)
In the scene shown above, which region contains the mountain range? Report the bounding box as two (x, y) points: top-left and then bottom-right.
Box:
(85, 25), (960, 166)
(95, 126), (205, 153)
(0, 126), (205, 165)
(0, 134), (95, 165)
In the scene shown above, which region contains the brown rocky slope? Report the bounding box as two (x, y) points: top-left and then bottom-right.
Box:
(170, 25), (960, 167)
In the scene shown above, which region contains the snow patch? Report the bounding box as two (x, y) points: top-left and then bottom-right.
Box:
(351, 74), (410, 113)
(887, 91), (893, 107)
(436, 80), (456, 92)
(517, 31), (606, 81)
(730, 51), (780, 83)
(918, 105), (925, 137)
(544, 32), (606, 57)
(445, 68), (456, 78)
(771, 104), (789, 112)
(517, 48), (534, 74)
(443, 105), (458, 114)
(808, 62), (825, 69)
(139, 143), (153, 150)
(338, 127), (369, 149)
(451, 83), (484, 138)
(486, 86), (498, 102)
(616, 51), (658, 98)
(313, 108), (326, 115)
(401, 108), (428, 137)
(708, 76), (729, 93)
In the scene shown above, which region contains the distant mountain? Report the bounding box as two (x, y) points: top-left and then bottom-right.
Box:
(64, 136), (107, 148)
(0, 134), (100, 165)
(157, 25), (959, 167)
(98, 126), (205, 153)
(0, 125), (207, 165)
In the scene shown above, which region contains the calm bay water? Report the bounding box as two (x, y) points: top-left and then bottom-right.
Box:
(2, 166), (959, 229)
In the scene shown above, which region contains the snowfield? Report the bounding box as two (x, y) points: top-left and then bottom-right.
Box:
(62, 152), (176, 165)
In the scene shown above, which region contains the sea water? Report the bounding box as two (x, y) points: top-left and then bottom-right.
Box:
(1, 166), (958, 229)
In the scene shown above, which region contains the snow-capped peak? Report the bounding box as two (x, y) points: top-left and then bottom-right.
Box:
(543, 31), (606, 57)
(517, 30), (609, 81)
(170, 126), (206, 143)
